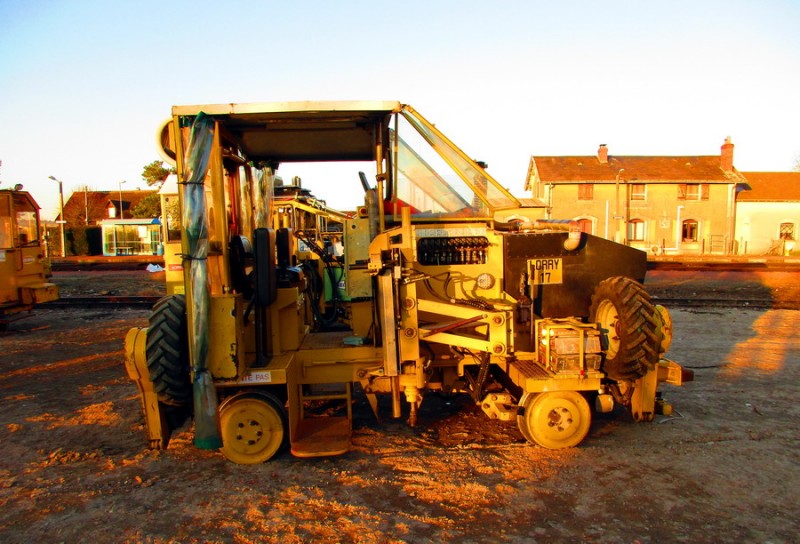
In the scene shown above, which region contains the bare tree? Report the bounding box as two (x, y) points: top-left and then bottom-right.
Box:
(65, 184), (106, 226)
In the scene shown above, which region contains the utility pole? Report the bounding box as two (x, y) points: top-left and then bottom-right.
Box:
(48, 176), (66, 257)
(119, 180), (126, 220)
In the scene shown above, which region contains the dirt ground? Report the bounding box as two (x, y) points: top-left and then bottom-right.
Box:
(0, 269), (798, 543)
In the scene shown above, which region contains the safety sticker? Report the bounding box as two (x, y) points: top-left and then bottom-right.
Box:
(239, 370), (272, 384)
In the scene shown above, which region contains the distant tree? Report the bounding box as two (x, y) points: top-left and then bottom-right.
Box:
(142, 160), (174, 187)
(131, 192), (161, 218)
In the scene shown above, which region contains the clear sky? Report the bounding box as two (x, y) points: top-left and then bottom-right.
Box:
(1, 0), (798, 219)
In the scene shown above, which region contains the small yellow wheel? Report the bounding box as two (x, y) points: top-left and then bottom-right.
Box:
(520, 391), (592, 449)
(219, 392), (287, 464)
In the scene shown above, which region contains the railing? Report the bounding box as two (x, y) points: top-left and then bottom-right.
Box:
(105, 241), (160, 256)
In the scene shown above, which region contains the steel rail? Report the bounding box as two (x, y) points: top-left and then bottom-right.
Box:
(36, 295), (798, 311)
(38, 296), (161, 309)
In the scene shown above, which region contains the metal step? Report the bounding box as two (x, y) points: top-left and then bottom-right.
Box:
(509, 359), (552, 380)
(291, 417), (351, 458)
(291, 382), (352, 458)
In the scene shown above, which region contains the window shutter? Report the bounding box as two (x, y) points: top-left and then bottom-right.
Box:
(678, 184), (687, 200)
(701, 184), (710, 200)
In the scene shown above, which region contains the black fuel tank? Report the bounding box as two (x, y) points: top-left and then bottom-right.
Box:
(502, 231), (647, 318)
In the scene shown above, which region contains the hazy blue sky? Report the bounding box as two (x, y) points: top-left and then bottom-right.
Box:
(1, 0), (798, 218)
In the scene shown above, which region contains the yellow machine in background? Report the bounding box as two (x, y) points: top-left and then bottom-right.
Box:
(158, 172), (352, 302)
(0, 187), (59, 329)
(125, 101), (691, 464)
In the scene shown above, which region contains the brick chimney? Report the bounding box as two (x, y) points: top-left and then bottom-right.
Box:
(597, 144), (608, 164)
(720, 136), (734, 171)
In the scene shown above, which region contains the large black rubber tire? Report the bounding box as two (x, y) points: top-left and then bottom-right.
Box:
(589, 277), (662, 382)
(145, 295), (192, 406)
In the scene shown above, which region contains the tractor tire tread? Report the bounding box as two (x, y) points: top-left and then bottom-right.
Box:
(145, 295), (192, 406)
(590, 276), (663, 382)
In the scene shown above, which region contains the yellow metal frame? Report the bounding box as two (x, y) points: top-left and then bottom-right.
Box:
(123, 328), (169, 449)
(416, 298), (513, 356)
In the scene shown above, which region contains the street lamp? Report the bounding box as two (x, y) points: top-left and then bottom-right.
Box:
(48, 175), (66, 257)
(119, 180), (126, 220)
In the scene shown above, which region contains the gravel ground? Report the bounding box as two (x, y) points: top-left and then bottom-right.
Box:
(0, 270), (798, 543)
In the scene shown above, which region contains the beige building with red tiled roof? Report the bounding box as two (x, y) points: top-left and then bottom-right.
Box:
(736, 172), (800, 255)
(525, 138), (750, 255)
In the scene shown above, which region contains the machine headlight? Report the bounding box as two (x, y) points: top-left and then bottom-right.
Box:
(476, 273), (495, 290)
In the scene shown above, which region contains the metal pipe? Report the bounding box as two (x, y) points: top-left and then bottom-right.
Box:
(520, 219), (583, 251)
(614, 169), (625, 243)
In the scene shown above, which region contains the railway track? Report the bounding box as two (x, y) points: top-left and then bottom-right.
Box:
(40, 296), (162, 309)
(651, 297), (782, 310)
(52, 260), (800, 273)
(38, 295), (794, 310)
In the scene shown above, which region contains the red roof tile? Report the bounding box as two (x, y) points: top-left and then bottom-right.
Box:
(738, 172), (800, 202)
(61, 189), (157, 223)
(531, 155), (744, 184)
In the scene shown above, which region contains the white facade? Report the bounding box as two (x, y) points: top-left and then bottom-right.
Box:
(735, 201), (799, 255)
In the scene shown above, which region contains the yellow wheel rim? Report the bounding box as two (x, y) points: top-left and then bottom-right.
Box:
(220, 396), (285, 464)
(526, 391), (591, 449)
(595, 300), (620, 359)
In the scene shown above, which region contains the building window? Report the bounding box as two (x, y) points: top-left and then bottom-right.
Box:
(678, 183), (710, 201)
(682, 219), (699, 242)
(628, 219), (645, 241)
(779, 223), (795, 240)
(577, 218), (593, 234)
(578, 184), (593, 200)
(630, 184), (646, 201)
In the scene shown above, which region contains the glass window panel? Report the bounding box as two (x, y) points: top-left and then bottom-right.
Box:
(682, 219), (698, 241)
(630, 184), (646, 201)
(628, 219), (645, 241)
(395, 109), (518, 220)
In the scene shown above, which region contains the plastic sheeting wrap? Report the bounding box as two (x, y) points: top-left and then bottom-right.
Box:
(254, 165), (275, 229)
(181, 112), (222, 450)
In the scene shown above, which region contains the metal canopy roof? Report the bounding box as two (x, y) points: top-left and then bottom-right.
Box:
(172, 101), (402, 163)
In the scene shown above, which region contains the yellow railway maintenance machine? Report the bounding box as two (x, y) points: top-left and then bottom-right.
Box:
(125, 101), (691, 464)
(0, 187), (59, 330)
